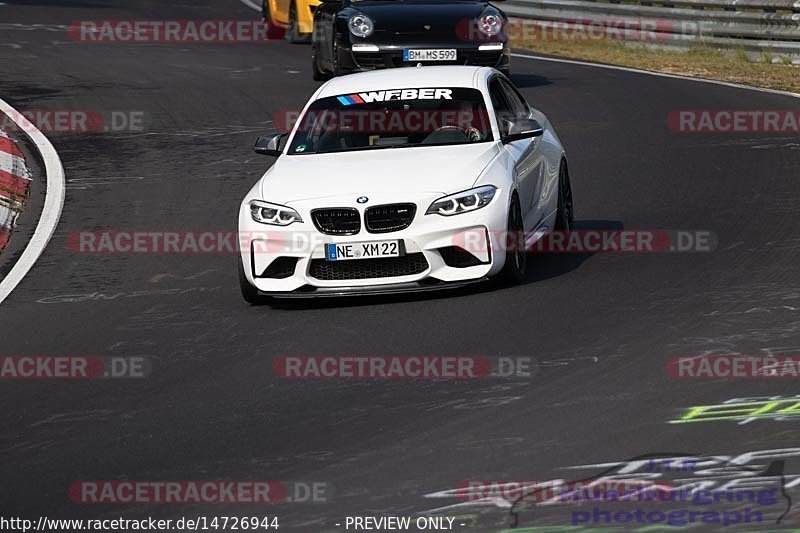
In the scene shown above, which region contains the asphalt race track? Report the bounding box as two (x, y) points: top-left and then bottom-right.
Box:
(2, 1), (800, 531)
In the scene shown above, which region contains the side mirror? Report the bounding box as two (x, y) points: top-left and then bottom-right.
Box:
(502, 118), (544, 144)
(254, 133), (288, 157)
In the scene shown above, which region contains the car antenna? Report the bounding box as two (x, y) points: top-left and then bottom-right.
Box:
(416, 63), (422, 67)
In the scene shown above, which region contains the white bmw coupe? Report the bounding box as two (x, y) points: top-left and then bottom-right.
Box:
(238, 66), (572, 302)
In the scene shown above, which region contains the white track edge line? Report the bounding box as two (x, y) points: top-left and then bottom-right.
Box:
(239, 0), (261, 12)
(0, 99), (65, 306)
(510, 52), (800, 100)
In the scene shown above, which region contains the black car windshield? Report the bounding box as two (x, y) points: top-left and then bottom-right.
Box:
(287, 87), (493, 155)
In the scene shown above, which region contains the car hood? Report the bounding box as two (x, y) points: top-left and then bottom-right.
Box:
(259, 143), (500, 204)
(351, 1), (491, 34)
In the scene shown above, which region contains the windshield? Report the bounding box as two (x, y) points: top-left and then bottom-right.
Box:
(287, 87), (493, 155)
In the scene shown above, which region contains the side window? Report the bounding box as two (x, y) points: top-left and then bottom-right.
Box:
(499, 79), (529, 121)
(489, 79), (513, 137)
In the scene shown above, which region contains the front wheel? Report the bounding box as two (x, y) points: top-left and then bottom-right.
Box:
(285, 1), (311, 43)
(262, 0), (286, 40)
(312, 45), (330, 81)
(498, 195), (527, 285)
(331, 40), (342, 77)
(555, 160), (574, 231)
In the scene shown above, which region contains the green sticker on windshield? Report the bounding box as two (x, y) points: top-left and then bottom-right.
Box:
(295, 144), (307, 153)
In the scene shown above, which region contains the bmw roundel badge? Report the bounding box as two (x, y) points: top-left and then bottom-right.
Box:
(357, 196), (369, 204)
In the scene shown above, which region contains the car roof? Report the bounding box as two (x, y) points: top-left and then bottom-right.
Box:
(315, 66), (492, 99)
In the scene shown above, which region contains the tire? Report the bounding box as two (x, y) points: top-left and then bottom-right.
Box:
(331, 39), (346, 77)
(285, 1), (311, 44)
(262, 0), (285, 40)
(554, 160), (574, 231)
(498, 195), (527, 285)
(312, 44), (330, 81)
(238, 255), (266, 305)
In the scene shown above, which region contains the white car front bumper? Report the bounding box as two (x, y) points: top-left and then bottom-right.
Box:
(238, 191), (510, 296)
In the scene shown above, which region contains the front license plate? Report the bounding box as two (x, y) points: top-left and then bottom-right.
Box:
(325, 240), (401, 261)
(403, 49), (457, 62)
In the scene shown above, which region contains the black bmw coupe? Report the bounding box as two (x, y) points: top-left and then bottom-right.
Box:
(311, 0), (510, 80)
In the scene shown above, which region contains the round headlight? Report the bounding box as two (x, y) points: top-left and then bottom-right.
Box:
(479, 14), (501, 36)
(349, 14), (375, 38)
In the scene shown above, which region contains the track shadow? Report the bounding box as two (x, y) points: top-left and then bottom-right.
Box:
(523, 219), (623, 284)
(508, 73), (552, 89)
(264, 279), (496, 311)
(262, 219), (623, 310)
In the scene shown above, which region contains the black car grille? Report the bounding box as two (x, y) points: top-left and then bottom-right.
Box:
(308, 253), (429, 281)
(365, 204), (416, 233)
(438, 246), (485, 268)
(353, 53), (393, 69)
(311, 208), (361, 235)
(462, 50), (504, 67)
(353, 50), (502, 70)
(257, 256), (299, 279)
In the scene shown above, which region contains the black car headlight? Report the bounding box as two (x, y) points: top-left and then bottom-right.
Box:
(249, 200), (303, 226)
(426, 186), (497, 216)
(348, 13), (375, 38)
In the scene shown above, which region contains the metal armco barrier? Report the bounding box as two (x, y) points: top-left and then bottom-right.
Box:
(502, 0), (800, 58)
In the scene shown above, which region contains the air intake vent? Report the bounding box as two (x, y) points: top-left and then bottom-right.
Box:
(309, 254), (428, 281)
(438, 246), (485, 268)
(258, 256), (299, 279)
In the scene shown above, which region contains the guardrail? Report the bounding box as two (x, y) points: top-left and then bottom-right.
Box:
(502, 0), (800, 58)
